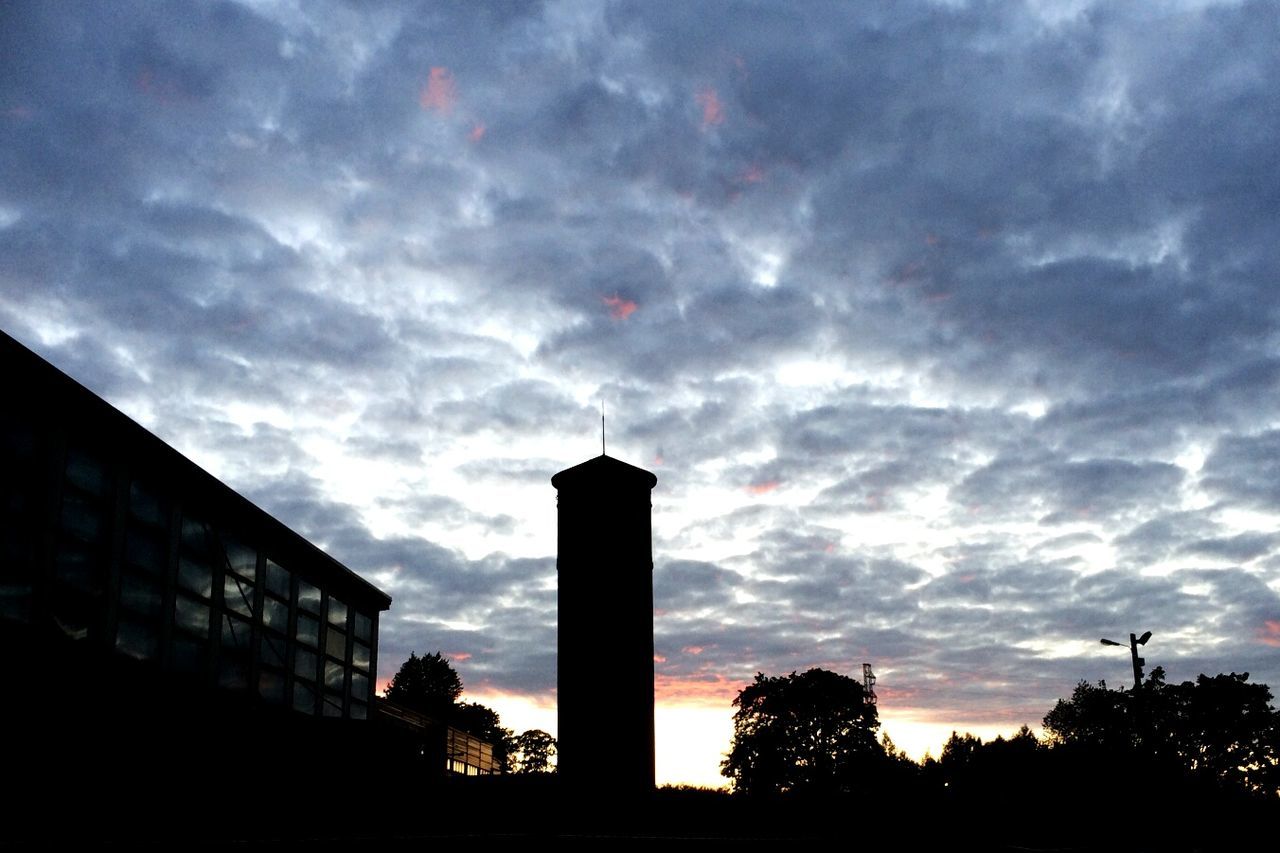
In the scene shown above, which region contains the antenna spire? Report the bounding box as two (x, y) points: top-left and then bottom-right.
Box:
(601, 400), (606, 456)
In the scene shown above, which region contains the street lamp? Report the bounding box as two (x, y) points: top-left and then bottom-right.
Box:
(1101, 631), (1151, 690)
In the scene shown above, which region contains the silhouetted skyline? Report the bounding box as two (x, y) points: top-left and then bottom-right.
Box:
(2, 1), (1279, 786)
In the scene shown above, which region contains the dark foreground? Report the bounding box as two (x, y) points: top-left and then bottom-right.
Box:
(6, 770), (1277, 851)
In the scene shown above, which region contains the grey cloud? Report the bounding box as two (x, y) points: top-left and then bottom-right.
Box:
(375, 492), (517, 537)
(430, 379), (595, 437)
(1113, 511), (1220, 566)
(951, 455), (1183, 524)
(1178, 532), (1280, 564)
(1201, 430), (1280, 511)
(455, 457), (562, 485)
(812, 457), (961, 515)
(655, 559), (744, 613)
(535, 282), (827, 384)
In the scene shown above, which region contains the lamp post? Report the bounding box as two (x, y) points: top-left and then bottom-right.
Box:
(1101, 631), (1151, 690)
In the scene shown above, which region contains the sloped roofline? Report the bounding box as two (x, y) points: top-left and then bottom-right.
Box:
(551, 453), (658, 490)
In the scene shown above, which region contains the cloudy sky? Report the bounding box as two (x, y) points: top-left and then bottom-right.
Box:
(4, 0), (1280, 786)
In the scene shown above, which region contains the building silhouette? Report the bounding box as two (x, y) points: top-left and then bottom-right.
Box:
(0, 329), (414, 832)
(552, 453), (658, 793)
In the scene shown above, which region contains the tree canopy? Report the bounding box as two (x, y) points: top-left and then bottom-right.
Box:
(721, 668), (881, 795)
(513, 729), (558, 774)
(384, 651), (463, 718)
(1043, 667), (1280, 798)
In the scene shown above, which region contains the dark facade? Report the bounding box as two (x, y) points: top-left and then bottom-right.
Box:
(552, 454), (657, 793)
(0, 330), (393, 825)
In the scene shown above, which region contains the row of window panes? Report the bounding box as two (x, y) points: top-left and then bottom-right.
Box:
(68, 472), (376, 714)
(115, 624), (372, 714)
(119, 513), (374, 665)
(57, 450), (111, 602)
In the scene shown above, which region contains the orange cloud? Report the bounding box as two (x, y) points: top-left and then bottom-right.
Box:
(683, 645), (705, 656)
(419, 66), (457, 113)
(603, 294), (638, 320)
(746, 480), (780, 495)
(654, 673), (741, 706)
(1259, 620), (1280, 648)
(695, 87), (724, 129)
(449, 651), (473, 661)
(654, 654), (667, 664)
(469, 121), (486, 142)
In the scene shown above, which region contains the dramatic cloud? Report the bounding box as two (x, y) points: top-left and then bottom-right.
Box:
(4, 0), (1279, 782)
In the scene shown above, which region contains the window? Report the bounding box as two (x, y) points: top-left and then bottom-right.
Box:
(297, 580), (321, 615)
(124, 478), (170, 587)
(322, 693), (343, 718)
(174, 593), (210, 635)
(265, 559), (290, 599)
(350, 671), (370, 704)
(325, 628), (346, 660)
(65, 447), (108, 497)
(262, 597), (289, 632)
(224, 574), (255, 619)
(119, 572), (163, 618)
(352, 611), (372, 644)
(260, 632), (287, 669)
(180, 514), (211, 553)
(294, 648), (318, 682)
(327, 596), (347, 628)
(128, 479), (167, 527)
(124, 528), (168, 576)
(295, 612), (319, 647)
(223, 536), (256, 580)
(177, 555), (213, 599)
(352, 641), (370, 672)
(221, 614), (251, 651)
(55, 447), (112, 603)
(292, 681), (316, 715)
(324, 660), (345, 692)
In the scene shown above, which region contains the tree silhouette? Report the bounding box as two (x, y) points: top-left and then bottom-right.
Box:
(513, 729), (558, 774)
(938, 726), (1042, 800)
(384, 651), (463, 718)
(1043, 677), (1131, 750)
(1044, 667), (1280, 798)
(721, 668), (880, 795)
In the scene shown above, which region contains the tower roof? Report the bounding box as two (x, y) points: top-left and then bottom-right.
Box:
(551, 454), (657, 491)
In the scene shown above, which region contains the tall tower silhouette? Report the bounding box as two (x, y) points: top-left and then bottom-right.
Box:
(551, 453), (657, 793)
